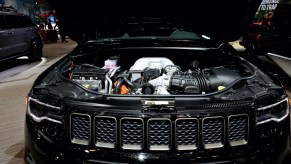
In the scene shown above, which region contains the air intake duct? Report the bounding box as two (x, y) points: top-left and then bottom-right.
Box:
(169, 68), (241, 94)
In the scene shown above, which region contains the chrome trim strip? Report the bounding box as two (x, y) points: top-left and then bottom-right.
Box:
(257, 98), (289, 125)
(202, 116), (225, 149)
(147, 118), (172, 151)
(27, 97), (62, 124)
(120, 117), (144, 150)
(29, 97), (61, 109)
(228, 114), (248, 146)
(70, 113), (91, 145)
(94, 116), (117, 148)
(175, 118), (198, 150)
(257, 98), (288, 111)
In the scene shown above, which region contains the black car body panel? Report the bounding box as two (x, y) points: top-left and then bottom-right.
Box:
(24, 0), (291, 163)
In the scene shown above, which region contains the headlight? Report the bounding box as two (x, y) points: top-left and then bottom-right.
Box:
(256, 98), (289, 125)
(27, 97), (63, 124)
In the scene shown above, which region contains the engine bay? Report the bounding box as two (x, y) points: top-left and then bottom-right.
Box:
(66, 54), (252, 95)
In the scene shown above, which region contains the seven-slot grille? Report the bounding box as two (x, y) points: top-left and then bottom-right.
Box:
(70, 114), (248, 150)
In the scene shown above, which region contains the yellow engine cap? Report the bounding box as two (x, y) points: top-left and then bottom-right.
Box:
(83, 84), (90, 89)
(218, 86), (225, 91)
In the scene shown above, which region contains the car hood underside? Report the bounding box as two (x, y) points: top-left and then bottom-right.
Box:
(46, 0), (262, 42)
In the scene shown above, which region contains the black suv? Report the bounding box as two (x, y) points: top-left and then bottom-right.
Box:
(240, 1), (291, 80)
(24, 1), (291, 164)
(0, 5), (43, 61)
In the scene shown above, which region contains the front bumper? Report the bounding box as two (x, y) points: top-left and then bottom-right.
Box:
(25, 111), (291, 164)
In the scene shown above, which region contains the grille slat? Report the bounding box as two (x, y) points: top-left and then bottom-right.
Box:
(148, 119), (171, 150)
(229, 115), (248, 146)
(121, 118), (144, 150)
(175, 118), (198, 150)
(95, 116), (117, 148)
(71, 114), (90, 145)
(203, 117), (224, 149)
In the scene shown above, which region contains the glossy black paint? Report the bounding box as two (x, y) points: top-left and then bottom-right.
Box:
(24, 38), (291, 163)
(25, 103), (290, 163)
(24, 1), (291, 163)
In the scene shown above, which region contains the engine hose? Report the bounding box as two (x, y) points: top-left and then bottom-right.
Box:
(105, 73), (112, 94)
(123, 77), (134, 88)
(115, 78), (124, 94)
(104, 78), (108, 94)
(110, 66), (121, 77)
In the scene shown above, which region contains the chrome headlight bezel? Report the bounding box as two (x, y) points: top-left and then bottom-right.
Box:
(27, 97), (63, 124)
(256, 97), (289, 125)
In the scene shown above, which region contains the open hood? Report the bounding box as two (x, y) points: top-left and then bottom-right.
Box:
(47, 0), (262, 42)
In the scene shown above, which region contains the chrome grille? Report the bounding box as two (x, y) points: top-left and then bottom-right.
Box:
(70, 113), (248, 150)
(228, 115), (248, 146)
(148, 118), (171, 150)
(175, 118), (198, 150)
(94, 116), (117, 148)
(120, 118), (144, 150)
(71, 114), (90, 145)
(202, 117), (224, 149)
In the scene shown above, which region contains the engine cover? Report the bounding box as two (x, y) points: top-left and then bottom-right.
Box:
(129, 57), (174, 81)
(71, 66), (107, 91)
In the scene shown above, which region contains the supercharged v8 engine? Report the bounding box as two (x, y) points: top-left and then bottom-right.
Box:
(69, 57), (245, 95)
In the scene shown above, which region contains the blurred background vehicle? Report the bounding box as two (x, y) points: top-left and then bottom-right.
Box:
(240, 1), (291, 85)
(0, 5), (43, 61)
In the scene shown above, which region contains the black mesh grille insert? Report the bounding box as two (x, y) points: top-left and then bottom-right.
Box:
(95, 117), (116, 148)
(229, 115), (248, 146)
(121, 118), (143, 150)
(148, 119), (171, 150)
(71, 114), (90, 145)
(185, 101), (252, 109)
(175, 118), (198, 150)
(203, 117), (224, 148)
